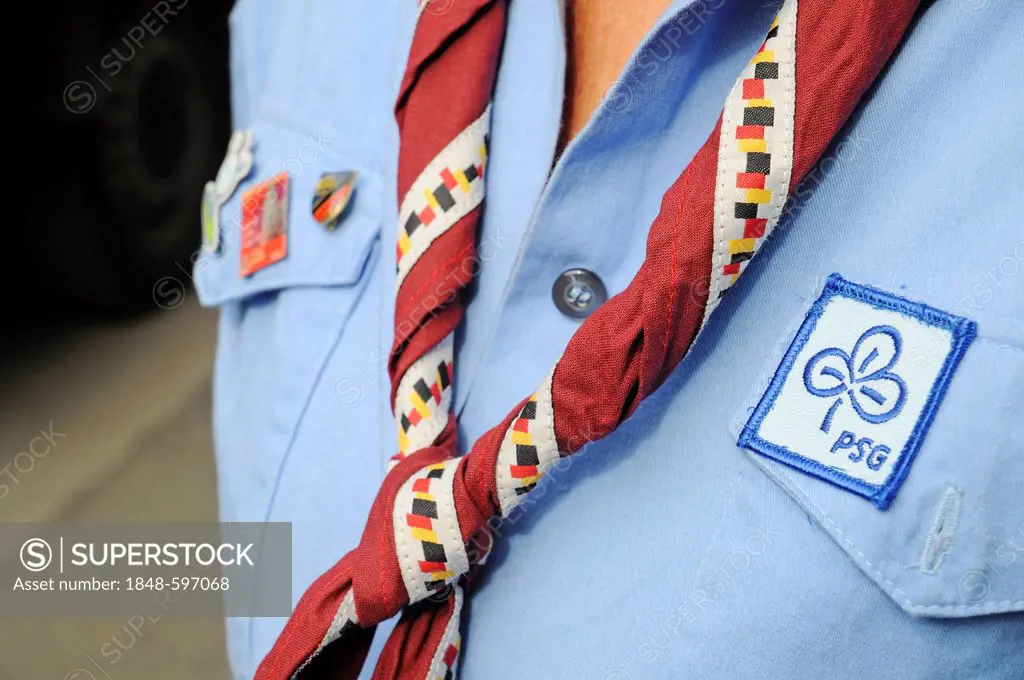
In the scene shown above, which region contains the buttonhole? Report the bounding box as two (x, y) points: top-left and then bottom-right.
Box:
(920, 486), (963, 574)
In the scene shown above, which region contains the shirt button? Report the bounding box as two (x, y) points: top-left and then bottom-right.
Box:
(552, 268), (608, 319)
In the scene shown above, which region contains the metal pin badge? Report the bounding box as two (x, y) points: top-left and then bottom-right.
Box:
(202, 130), (255, 255)
(240, 172), (289, 278)
(311, 171), (357, 231)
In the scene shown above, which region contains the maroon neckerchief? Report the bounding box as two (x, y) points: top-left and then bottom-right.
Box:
(255, 1), (921, 678)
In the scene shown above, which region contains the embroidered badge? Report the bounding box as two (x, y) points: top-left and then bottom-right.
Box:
(202, 130), (255, 254)
(312, 171), (357, 230)
(240, 172), (289, 277)
(739, 274), (976, 509)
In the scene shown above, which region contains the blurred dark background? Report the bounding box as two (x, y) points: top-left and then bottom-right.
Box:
(8, 0), (233, 317)
(3, 1), (235, 677)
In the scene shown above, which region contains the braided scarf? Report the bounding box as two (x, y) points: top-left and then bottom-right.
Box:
(256, 0), (922, 677)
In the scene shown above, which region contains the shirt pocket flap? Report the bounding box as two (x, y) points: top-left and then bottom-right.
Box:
(193, 116), (383, 306)
(737, 309), (1024, 618)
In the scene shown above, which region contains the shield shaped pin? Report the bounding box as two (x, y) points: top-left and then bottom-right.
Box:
(311, 171), (357, 230)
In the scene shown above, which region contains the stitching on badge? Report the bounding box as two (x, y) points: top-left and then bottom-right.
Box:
(802, 324), (909, 433)
(738, 273), (978, 510)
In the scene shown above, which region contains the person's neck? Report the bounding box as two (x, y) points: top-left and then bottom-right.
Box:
(557, 0), (675, 155)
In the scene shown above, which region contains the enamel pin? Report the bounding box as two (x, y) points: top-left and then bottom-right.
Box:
(240, 172), (290, 277)
(202, 130), (255, 254)
(311, 171), (357, 231)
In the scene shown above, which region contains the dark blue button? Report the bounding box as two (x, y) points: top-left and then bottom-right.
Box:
(552, 268), (607, 319)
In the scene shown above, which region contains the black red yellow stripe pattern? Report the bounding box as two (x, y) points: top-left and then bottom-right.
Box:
(705, 8), (796, 320)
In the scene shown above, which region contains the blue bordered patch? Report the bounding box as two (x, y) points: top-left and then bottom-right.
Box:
(738, 273), (977, 509)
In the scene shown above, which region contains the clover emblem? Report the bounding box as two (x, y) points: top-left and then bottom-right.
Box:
(802, 325), (908, 433)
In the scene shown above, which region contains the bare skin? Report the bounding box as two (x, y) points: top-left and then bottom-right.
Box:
(558, 0), (675, 153)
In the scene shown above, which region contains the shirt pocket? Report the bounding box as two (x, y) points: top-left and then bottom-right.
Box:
(735, 308), (1024, 619)
(194, 111), (382, 303)
(192, 111), (383, 523)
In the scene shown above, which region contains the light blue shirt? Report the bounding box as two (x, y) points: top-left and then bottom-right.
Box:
(197, 1), (1024, 678)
